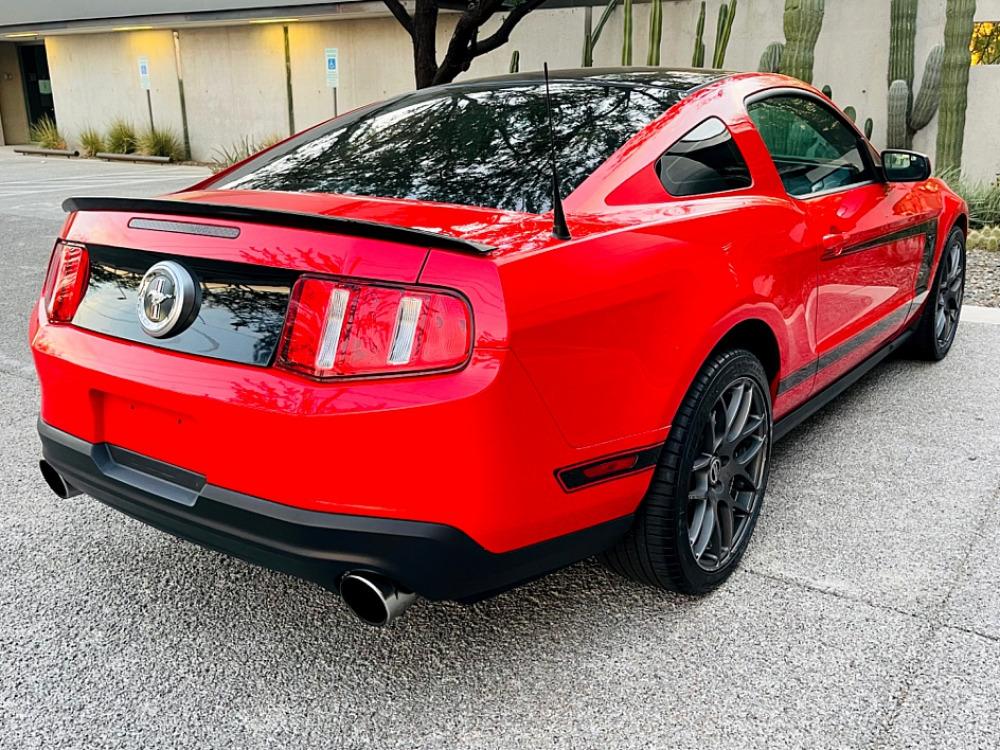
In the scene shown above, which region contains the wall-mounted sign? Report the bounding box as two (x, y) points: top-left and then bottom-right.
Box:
(325, 48), (339, 89)
(138, 56), (150, 90)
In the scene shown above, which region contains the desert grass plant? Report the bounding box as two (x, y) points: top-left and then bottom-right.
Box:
(138, 127), (184, 161)
(78, 127), (104, 157)
(940, 170), (1000, 230)
(105, 119), (138, 154)
(258, 133), (284, 150)
(29, 115), (66, 150)
(210, 134), (283, 173)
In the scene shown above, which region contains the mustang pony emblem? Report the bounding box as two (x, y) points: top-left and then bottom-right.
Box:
(136, 260), (198, 338)
(146, 278), (175, 320)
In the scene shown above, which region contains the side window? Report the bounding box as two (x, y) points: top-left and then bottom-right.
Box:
(656, 117), (752, 197)
(747, 95), (873, 197)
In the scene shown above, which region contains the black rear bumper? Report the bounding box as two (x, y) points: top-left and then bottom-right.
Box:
(38, 421), (631, 602)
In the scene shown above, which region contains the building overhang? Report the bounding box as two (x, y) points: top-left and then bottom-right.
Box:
(0, 0), (592, 38)
(0, 1), (391, 37)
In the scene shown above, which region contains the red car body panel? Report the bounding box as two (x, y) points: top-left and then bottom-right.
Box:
(31, 71), (967, 593)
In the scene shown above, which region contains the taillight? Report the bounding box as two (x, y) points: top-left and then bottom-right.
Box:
(277, 277), (472, 379)
(42, 241), (90, 323)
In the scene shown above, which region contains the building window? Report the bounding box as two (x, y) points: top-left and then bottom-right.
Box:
(971, 22), (1000, 65)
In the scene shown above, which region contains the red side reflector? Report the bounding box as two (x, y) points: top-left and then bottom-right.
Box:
(278, 276), (472, 379)
(43, 241), (90, 323)
(581, 455), (638, 480)
(556, 445), (661, 492)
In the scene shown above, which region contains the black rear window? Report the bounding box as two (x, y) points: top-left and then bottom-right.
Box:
(656, 117), (752, 197)
(213, 80), (686, 214)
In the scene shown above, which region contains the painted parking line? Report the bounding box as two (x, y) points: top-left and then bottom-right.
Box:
(0, 169), (207, 185)
(0, 177), (205, 198)
(963, 305), (1000, 324)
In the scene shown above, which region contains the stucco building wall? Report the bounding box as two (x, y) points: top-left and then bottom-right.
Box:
(46, 30), (184, 147)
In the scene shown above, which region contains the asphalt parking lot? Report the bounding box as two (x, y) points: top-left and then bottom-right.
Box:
(1, 147), (999, 749)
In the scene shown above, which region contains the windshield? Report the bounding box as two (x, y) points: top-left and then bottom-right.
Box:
(213, 81), (684, 214)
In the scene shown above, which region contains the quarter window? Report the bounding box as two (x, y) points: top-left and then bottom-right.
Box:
(747, 95), (872, 197)
(656, 117), (752, 197)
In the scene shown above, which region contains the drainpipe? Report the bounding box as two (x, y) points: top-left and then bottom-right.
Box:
(283, 24), (295, 136)
(172, 30), (192, 161)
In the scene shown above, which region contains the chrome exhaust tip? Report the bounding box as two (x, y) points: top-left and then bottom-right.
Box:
(339, 572), (416, 627)
(39, 460), (82, 499)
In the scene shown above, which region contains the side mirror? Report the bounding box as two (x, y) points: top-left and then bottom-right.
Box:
(882, 150), (932, 182)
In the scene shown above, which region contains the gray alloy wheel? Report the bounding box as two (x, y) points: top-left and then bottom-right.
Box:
(602, 349), (772, 595)
(934, 231), (965, 353)
(908, 226), (966, 361)
(687, 377), (769, 572)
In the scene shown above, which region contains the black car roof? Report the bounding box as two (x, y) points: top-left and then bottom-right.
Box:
(445, 67), (730, 93)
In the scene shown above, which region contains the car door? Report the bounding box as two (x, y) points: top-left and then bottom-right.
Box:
(746, 92), (929, 393)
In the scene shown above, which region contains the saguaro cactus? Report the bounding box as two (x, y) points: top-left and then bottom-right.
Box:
(888, 0), (918, 87)
(757, 0), (823, 83)
(759, 41), (784, 73)
(886, 0), (944, 149)
(781, 0), (824, 83)
(581, 0), (618, 67)
(647, 0), (663, 65)
(693, 2), (737, 69)
(936, 0), (977, 174)
(622, 0), (633, 65)
(713, 0), (737, 68)
(692, 2), (707, 67)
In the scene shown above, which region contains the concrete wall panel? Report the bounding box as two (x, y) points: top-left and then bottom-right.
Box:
(46, 31), (183, 151)
(179, 24), (289, 161)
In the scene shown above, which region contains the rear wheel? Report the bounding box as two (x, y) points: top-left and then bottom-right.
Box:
(603, 349), (772, 594)
(908, 226), (965, 361)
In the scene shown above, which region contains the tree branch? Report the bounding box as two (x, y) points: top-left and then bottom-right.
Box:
(382, 0), (415, 37)
(471, 0), (549, 57)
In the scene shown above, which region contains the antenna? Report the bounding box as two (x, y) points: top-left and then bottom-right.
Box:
(542, 63), (571, 241)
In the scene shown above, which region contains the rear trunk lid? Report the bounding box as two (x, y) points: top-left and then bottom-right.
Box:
(60, 190), (512, 367)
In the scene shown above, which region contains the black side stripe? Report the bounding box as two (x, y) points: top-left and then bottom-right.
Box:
(778, 361), (816, 394)
(778, 304), (910, 395)
(823, 219), (938, 261)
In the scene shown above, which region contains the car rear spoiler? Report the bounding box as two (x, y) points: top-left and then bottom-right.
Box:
(62, 196), (495, 255)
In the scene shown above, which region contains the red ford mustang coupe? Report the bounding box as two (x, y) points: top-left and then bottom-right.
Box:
(32, 68), (966, 626)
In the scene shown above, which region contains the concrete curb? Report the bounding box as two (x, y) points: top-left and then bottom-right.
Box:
(963, 305), (1000, 324)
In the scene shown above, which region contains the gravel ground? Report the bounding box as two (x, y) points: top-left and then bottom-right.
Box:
(2, 150), (1000, 749)
(966, 249), (1000, 307)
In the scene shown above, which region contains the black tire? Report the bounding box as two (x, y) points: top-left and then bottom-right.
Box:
(907, 226), (966, 361)
(603, 349), (772, 595)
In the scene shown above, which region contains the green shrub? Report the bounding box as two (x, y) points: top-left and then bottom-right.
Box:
(138, 127), (184, 161)
(78, 127), (104, 157)
(29, 115), (66, 150)
(106, 119), (138, 154)
(210, 134), (282, 173)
